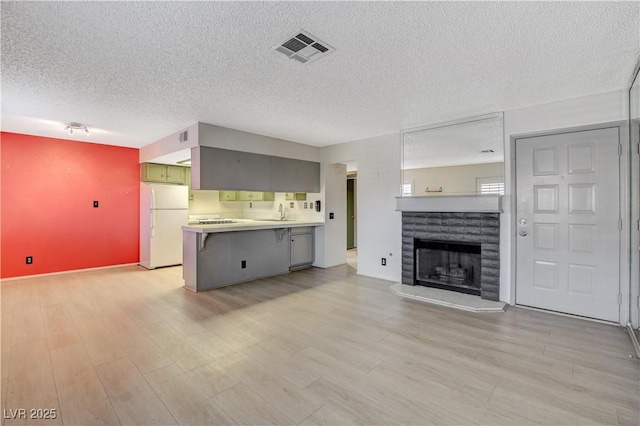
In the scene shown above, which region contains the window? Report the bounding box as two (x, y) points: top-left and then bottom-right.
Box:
(476, 176), (504, 195)
(402, 182), (413, 196)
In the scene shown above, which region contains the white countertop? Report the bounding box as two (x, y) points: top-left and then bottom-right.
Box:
(183, 220), (324, 233)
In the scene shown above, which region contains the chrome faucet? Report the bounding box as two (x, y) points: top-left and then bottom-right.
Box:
(278, 203), (286, 220)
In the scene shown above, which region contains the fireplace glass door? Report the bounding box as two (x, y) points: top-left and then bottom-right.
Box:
(414, 239), (481, 295)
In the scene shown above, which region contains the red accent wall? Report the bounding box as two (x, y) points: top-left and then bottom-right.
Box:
(1, 132), (139, 278)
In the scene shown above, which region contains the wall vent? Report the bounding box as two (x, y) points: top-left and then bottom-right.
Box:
(179, 130), (188, 143)
(274, 30), (335, 64)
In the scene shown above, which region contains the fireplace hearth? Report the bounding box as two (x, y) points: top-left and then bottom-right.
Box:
(414, 239), (482, 295)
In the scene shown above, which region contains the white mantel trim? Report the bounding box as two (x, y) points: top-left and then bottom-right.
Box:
(395, 194), (503, 213)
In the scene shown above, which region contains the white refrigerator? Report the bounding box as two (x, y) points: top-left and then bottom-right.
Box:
(140, 183), (189, 269)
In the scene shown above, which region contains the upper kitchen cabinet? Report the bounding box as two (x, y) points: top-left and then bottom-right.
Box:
(219, 191), (238, 201)
(191, 146), (320, 193)
(285, 192), (307, 201)
(193, 147), (271, 191)
(269, 156), (320, 193)
(165, 165), (187, 183)
(237, 191), (276, 201)
(141, 163), (188, 185)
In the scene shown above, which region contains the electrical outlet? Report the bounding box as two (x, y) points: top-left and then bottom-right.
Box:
(329, 212), (334, 219)
(26, 256), (33, 264)
(249, 202), (252, 208)
(290, 202), (294, 208)
(304, 202), (308, 209)
(241, 260), (247, 269)
(381, 258), (386, 266)
(93, 200), (99, 208)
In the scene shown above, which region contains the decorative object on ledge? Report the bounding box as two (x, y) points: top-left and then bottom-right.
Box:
(396, 194), (503, 213)
(425, 187), (443, 193)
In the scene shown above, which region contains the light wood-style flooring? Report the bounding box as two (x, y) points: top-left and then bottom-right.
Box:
(1, 265), (638, 425)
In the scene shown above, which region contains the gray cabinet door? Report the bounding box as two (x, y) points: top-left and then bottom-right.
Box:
(235, 152), (271, 191)
(195, 147), (271, 191)
(290, 233), (314, 268)
(270, 157), (320, 193)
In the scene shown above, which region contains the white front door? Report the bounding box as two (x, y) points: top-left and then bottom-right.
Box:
(515, 127), (620, 322)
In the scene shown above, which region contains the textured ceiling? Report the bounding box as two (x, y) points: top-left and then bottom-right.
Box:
(2, 1), (639, 149)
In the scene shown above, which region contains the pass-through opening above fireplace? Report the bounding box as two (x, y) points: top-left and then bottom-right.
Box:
(414, 239), (482, 296)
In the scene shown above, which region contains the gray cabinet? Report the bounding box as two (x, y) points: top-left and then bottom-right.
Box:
(195, 147), (271, 191)
(192, 146), (320, 192)
(269, 157), (320, 193)
(290, 227), (314, 270)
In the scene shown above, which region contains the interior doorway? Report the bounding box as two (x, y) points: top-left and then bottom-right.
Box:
(345, 162), (357, 270)
(347, 177), (357, 249)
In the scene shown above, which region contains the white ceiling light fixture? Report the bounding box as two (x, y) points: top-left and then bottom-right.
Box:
(63, 122), (90, 135)
(274, 30), (335, 64)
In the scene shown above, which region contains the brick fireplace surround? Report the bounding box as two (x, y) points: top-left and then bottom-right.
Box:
(401, 211), (500, 301)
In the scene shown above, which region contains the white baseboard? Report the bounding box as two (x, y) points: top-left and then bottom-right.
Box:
(516, 304), (619, 326)
(0, 263), (140, 282)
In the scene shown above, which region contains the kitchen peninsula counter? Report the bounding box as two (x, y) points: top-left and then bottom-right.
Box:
(182, 220), (323, 292)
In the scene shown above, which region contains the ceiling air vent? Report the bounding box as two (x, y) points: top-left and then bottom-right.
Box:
(274, 30), (335, 64)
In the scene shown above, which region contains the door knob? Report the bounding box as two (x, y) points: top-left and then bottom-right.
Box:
(519, 231), (528, 237)
(519, 218), (528, 225)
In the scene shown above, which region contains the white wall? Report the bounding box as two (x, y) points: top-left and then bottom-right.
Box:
(404, 162), (504, 196)
(502, 89), (628, 305)
(320, 133), (402, 282)
(315, 163), (347, 269)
